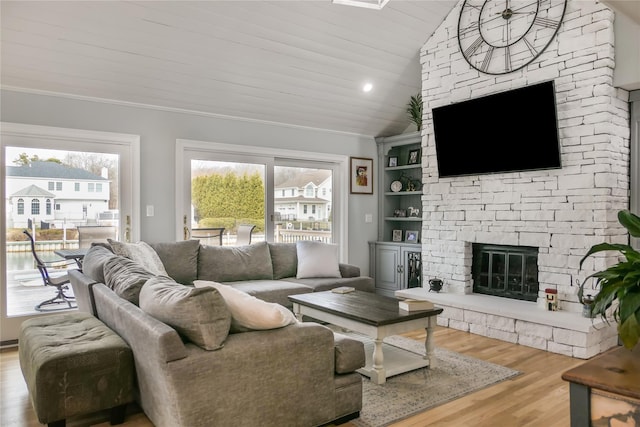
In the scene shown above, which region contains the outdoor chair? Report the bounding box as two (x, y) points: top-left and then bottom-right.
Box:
(77, 225), (117, 248)
(236, 224), (256, 245)
(191, 227), (225, 246)
(23, 230), (77, 312)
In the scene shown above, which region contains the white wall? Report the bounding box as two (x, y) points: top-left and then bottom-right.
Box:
(420, 0), (631, 312)
(0, 89), (379, 272)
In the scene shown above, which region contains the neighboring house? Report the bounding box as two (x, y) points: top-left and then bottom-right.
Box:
(274, 170), (331, 222)
(6, 161), (110, 228)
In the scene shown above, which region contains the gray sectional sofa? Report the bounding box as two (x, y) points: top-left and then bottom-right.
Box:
(69, 240), (373, 427)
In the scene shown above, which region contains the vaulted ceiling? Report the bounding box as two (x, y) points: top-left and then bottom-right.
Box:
(1, 1), (637, 138)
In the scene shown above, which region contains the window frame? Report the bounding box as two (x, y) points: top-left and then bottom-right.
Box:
(176, 139), (348, 260)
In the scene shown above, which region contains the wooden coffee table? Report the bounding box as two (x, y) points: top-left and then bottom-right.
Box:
(289, 290), (442, 384)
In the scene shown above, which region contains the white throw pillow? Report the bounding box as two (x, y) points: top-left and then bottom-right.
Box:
(107, 239), (168, 276)
(194, 280), (297, 332)
(295, 240), (341, 279)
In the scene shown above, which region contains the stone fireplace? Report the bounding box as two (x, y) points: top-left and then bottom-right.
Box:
(396, 0), (632, 358)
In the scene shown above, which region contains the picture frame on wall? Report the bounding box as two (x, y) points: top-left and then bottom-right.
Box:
(405, 230), (419, 243)
(392, 229), (403, 242)
(388, 156), (398, 167)
(408, 149), (421, 165)
(350, 157), (373, 194)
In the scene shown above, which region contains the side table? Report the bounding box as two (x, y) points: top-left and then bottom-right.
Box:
(561, 344), (640, 426)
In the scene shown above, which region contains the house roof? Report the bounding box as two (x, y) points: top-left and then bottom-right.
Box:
(6, 161), (107, 181)
(275, 196), (328, 203)
(276, 170), (331, 189)
(11, 184), (56, 198)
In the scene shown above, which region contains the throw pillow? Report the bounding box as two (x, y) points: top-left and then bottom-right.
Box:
(107, 239), (168, 276)
(198, 241), (273, 282)
(268, 243), (298, 279)
(103, 255), (156, 305)
(150, 240), (200, 285)
(194, 280), (297, 332)
(140, 276), (231, 351)
(295, 240), (341, 279)
(81, 245), (116, 283)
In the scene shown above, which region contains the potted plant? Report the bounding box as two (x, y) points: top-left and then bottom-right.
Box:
(406, 93), (423, 131)
(579, 209), (640, 349)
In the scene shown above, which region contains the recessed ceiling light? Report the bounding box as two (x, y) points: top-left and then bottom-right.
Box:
(332, 0), (390, 10)
(362, 83), (373, 93)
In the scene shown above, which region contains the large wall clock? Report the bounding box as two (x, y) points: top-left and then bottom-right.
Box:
(458, 0), (567, 75)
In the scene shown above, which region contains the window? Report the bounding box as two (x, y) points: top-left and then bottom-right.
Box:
(3, 122), (140, 322)
(305, 185), (314, 197)
(281, 189), (285, 197)
(312, 205), (316, 214)
(303, 205), (308, 214)
(322, 188), (327, 196)
(96, 183), (102, 192)
(88, 183), (95, 192)
(178, 139), (345, 253)
(31, 199), (40, 215)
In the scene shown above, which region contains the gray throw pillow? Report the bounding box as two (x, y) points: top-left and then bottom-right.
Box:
(140, 276), (231, 350)
(81, 245), (115, 283)
(151, 240), (200, 285)
(107, 239), (168, 276)
(268, 243), (298, 279)
(198, 241), (273, 282)
(103, 256), (156, 305)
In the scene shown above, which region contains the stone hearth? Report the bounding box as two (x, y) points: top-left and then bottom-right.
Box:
(396, 288), (618, 359)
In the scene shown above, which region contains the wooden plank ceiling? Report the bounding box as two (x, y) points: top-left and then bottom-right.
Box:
(1, 0), (456, 137)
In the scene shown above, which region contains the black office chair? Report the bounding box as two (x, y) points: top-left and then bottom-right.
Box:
(23, 230), (77, 312)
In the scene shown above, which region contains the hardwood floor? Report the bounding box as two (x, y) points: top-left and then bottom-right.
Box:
(1, 326), (584, 427)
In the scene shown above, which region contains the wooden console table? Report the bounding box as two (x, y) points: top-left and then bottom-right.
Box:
(562, 344), (640, 426)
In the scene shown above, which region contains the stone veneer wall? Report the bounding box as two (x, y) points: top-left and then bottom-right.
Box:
(419, 0), (631, 314)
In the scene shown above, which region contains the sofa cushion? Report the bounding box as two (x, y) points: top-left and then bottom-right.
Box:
(103, 256), (156, 305)
(268, 243), (298, 279)
(107, 239), (168, 276)
(140, 276), (231, 351)
(150, 240), (199, 285)
(198, 241), (273, 282)
(223, 280), (313, 309)
(296, 241), (341, 279)
(81, 244), (116, 283)
(194, 280), (297, 332)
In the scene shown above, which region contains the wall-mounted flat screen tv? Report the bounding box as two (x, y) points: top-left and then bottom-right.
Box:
(432, 80), (561, 178)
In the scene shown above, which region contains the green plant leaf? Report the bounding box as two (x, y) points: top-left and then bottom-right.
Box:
(579, 243), (637, 268)
(618, 210), (640, 238)
(618, 312), (640, 349)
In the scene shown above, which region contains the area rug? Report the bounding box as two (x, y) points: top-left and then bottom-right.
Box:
(352, 335), (521, 427)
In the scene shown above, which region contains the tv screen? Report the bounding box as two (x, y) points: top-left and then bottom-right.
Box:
(432, 81), (561, 178)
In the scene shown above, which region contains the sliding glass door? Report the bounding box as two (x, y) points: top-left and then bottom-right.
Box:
(177, 140), (346, 255)
(1, 123), (139, 341)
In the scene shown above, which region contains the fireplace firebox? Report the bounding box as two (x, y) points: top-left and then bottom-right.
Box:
(472, 244), (539, 302)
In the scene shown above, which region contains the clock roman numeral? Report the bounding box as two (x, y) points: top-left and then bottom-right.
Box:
(464, 36), (484, 57)
(505, 46), (512, 72)
(480, 46), (494, 72)
(533, 17), (559, 28)
(522, 36), (538, 57)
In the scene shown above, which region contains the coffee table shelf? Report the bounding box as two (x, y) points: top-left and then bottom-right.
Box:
(289, 291), (442, 384)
